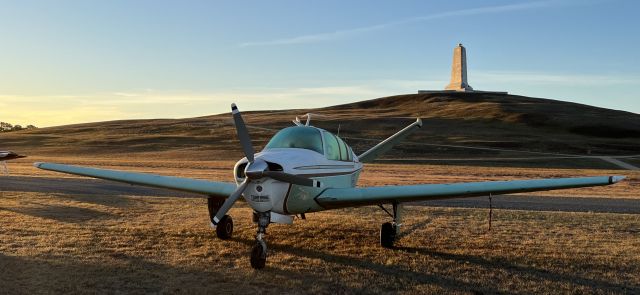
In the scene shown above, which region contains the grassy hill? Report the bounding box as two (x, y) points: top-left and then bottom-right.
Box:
(2, 92), (639, 168)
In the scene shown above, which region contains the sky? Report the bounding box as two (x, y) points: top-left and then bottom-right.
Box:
(0, 0), (639, 127)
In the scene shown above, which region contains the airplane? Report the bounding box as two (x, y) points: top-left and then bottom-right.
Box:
(35, 104), (625, 269)
(0, 151), (26, 175)
(0, 151), (26, 161)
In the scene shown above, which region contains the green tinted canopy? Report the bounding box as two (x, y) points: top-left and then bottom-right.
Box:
(264, 126), (324, 154)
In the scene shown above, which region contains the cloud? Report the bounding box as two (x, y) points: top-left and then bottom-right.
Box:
(239, 0), (573, 47)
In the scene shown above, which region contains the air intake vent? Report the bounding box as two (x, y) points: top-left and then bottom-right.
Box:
(266, 162), (283, 171)
(236, 163), (247, 178)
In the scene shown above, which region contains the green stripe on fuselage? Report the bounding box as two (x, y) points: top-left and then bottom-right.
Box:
(285, 170), (361, 214)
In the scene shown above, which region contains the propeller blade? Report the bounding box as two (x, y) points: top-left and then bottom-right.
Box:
(263, 171), (321, 188)
(212, 179), (249, 224)
(231, 103), (255, 163)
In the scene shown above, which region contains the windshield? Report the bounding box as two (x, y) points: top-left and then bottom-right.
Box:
(264, 126), (324, 154)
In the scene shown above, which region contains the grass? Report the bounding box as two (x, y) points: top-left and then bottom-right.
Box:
(1, 194), (638, 294)
(1, 157), (639, 293)
(2, 92), (640, 168)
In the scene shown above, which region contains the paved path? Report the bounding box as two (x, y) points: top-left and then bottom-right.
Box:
(2, 176), (639, 214)
(418, 195), (640, 214)
(599, 157), (640, 170)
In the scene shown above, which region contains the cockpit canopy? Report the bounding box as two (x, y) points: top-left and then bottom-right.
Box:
(263, 126), (354, 162)
(264, 126), (324, 154)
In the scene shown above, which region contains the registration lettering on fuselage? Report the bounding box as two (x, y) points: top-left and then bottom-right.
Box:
(250, 195), (270, 202)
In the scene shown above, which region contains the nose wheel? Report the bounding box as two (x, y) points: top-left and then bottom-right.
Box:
(251, 240), (267, 269)
(251, 211), (271, 269)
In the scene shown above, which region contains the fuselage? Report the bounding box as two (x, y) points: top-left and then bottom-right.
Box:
(233, 126), (363, 215)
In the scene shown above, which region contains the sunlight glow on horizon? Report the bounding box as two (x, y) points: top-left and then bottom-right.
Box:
(0, 0), (638, 127)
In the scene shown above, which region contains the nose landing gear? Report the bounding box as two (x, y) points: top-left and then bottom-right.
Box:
(251, 211), (270, 269)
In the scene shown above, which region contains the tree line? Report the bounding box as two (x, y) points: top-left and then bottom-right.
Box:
(0, 122), (37, 132)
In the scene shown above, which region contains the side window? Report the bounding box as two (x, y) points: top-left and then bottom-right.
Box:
(336, 136), (347, 161)
(323, 132), (341, 161)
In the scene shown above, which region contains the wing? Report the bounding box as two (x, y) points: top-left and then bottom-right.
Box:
(34, 162), (237, 198)
(315, 176), (625, 209)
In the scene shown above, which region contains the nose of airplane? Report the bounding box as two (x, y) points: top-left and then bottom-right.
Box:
(244, 158), (269, 179)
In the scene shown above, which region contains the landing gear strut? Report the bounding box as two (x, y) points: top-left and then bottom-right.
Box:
(251, 211), (270, 269)
(208, 196), (233, 239)
(379, 202), (402, 248)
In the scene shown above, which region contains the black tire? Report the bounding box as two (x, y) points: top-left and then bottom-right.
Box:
(250, 243), (266, 269)
(216, 215), (233, 240)
(380, 222), (395, 248)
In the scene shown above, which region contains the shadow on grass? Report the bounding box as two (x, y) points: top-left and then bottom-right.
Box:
(0, 247), (359, 293)
(0, 176), (202, 207)
(396, 217), (435, 240)
(233, 237), (499, 294)
(0, 252), (243, 294)
(395, 246), (639, 293)
(0, 204), (117, 223)
(49, 193), (146, 209)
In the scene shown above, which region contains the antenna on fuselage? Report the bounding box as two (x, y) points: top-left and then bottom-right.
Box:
(305, 113), (311, 126)
(296, 112), (329, 127)
(292, 116), (303, 126)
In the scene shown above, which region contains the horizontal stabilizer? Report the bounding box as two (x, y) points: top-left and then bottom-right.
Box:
(358, 118), (422, 163)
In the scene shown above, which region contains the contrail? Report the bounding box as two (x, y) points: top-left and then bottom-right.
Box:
(239, 0), (581, 47)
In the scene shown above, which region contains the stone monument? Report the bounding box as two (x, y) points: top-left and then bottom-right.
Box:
(418, 43), (507, 94)
(444, 43), (473, 91)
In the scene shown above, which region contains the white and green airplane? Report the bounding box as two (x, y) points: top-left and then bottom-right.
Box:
(1, 150), (26, 175)
(35, 104), (625, 269)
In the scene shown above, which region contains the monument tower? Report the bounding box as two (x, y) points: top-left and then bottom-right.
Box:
(445, 43), (473, 91)
(417, 43), (506, 94)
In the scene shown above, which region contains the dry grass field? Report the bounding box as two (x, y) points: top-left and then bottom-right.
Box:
(3, 92), (640, 167)
(1, 157), (639, 294)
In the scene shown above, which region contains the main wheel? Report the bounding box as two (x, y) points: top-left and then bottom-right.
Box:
(216, 215), (233, 240)
(380, 222), (396, 248)
(250, 242), (267, 269)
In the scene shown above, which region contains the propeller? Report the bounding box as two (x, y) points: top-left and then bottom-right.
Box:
(212, 103), (321, 225)
(231, 103), (254, 163)
(212, 179), (248, 224)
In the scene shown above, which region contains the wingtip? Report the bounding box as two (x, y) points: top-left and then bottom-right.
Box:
(610, 176), (626, 184)
(416, 118), (423, 127)
(231, 103), (239, 114)
(33, 162), (44, 168)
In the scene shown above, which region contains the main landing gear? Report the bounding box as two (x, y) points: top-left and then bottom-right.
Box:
(379, 202), (402, 248)
(251, 211), (270, 269)
(208, 196), (233, 239)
